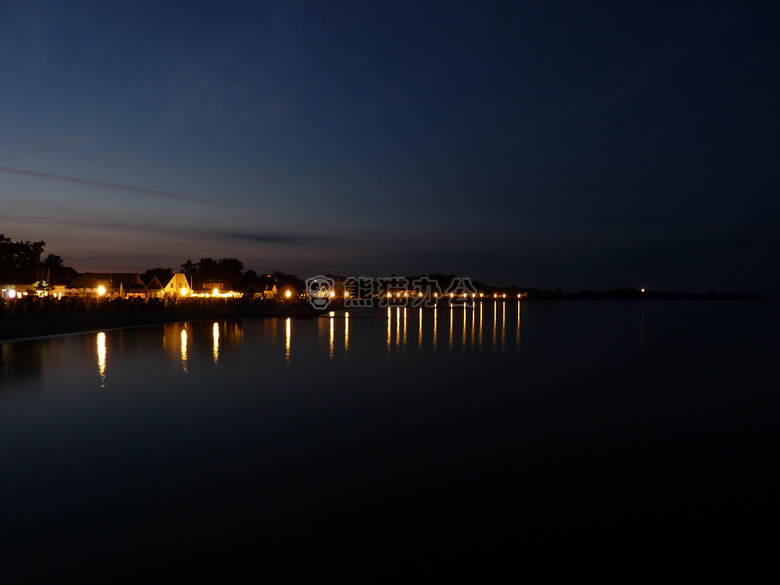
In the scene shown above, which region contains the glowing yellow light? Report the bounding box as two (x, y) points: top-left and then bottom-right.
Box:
(180, 287), (188, 296)
(493, 293), (498, 298)
(434, 292), (438, 298)
(97, 285), (106, 296)
(285, 290), (291, 298)
(330, 291), (335, 297)
(479, 293), (484, 297)
(502, 293), (507, 298)
(7, 290), (16, 299)
(213, 288), (219, 296)
(418, 292), (423, 297)
(517, 293), (522, 298)
(449, 293), (454, 298)
(641, 288), (645, 293)
(345, 291), (350, 297)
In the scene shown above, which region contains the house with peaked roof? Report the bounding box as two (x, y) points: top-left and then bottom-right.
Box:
(187, 275), (243, 297)
(124, 274), (148, 298)
(144, 275), (165, 299)
(160, 272), (192, 298)
(202, 280), (230, 294)
(261, 283), (277, 300)
(240, 280), (276, 300)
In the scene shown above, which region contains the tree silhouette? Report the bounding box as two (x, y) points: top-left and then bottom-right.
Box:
(0, 234), (46, 281)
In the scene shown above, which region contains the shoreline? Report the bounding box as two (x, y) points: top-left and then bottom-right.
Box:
(0, 302), (396, 343)
(4, 296), (773, 343)
(0, 304), (306, 343)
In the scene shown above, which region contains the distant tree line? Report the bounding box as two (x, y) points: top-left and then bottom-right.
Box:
(0, 233), (76, 286)
(180, 258), (244, 283)
(177, 258), (304, 291)
(0, 235), (304, 293)
(0, 234), (45, 282)
(1, 234), (772, 299)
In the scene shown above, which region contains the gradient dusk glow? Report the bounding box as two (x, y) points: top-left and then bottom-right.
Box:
(2, 1), (778, 294)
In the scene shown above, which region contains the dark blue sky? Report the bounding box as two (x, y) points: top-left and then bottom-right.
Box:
(2, 1), (778, 293)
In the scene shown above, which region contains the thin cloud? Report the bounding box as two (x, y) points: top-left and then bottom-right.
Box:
(0, 214), (311, 245)
(0, 213), (135, 231)
(0, 165), (229, 207)
(227, 232), (311, 244)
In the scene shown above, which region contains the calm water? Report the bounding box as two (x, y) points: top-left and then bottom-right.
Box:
(1, 301), (778, 581)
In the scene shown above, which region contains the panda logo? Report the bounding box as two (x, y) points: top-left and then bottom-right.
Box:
(305, 275), (334, 309)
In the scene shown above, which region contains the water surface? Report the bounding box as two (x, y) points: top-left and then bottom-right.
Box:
(1, 301), (778, 580)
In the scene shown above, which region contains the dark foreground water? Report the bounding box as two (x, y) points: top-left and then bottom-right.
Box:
(1, 301), (778, 582)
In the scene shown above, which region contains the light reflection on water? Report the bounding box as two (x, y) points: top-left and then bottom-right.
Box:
(96, 331), (106, 388)
(83, 303), (527, 373)
(180, 328), (188, 373)
(368, 302), (521, 356)
(4, 302), (673, 392)
(395, 307), (401, 348)
(433, 306), (437, 349)
(492, 300), (498, 348)
(418, 307), (423, 349)
(517, 300), (522, 347)
(329, 313), (334, 359)
(344, 311), (349, 357)
(501, 301), (506, 349)
(93, 320), (246, 387)
(448, 305), (454, 349)
(285, 317), (291, 364)
(386, 306), (391, 354)
(462, 303), (467, 352)
(212, 322), (219, 365)
(184, 302), (527, 365)
(1, 301), (778, 581)
(260, 302), (528, 359)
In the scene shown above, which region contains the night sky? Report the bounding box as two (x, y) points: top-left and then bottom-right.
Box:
(2, 1), (779, 294)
